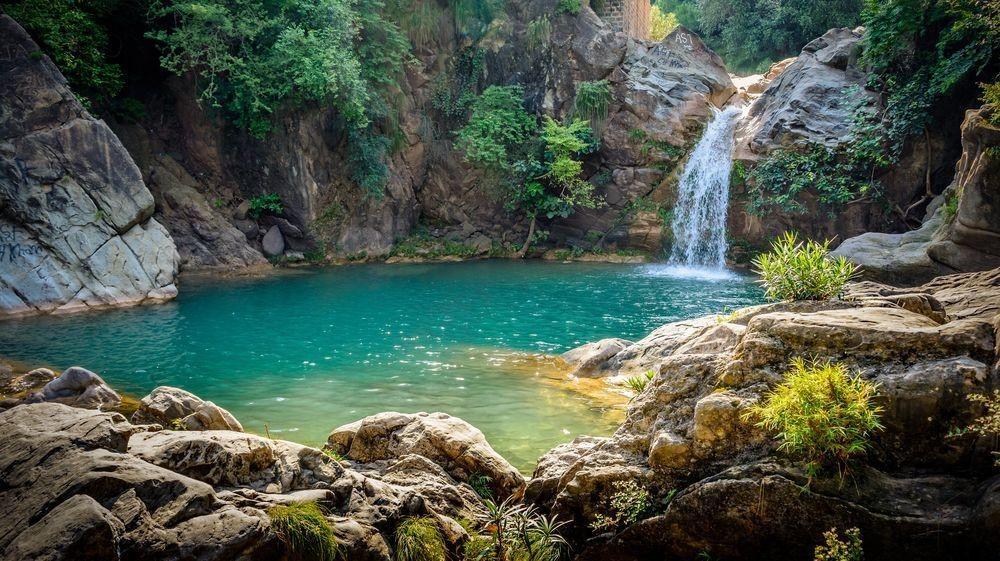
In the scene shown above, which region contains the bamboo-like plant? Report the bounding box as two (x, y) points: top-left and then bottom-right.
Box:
(752, 232), (859, 301)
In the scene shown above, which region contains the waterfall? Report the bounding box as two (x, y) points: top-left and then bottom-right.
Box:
(666, 105), (743, 273)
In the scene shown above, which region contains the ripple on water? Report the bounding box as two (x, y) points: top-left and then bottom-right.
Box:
(0, 260), (762, 471)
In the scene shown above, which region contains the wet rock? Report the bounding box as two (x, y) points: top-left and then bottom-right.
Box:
(327, 411), (526, 500)
(132, 386), (243, 431)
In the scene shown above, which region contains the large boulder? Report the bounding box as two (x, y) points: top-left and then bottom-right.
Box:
(0, 403), (276, 561)
(530, 268), (1000, 558)
(128, 430), (342, 492)
(833, 106), (1000, 284)
(0, 16), (179, 317)
(26, 366), (120, 409)
(736, 27), (873, 156)
(327, 411), (526, 500)
(132, 386), (243, 431)
(562, 338), (633, 377)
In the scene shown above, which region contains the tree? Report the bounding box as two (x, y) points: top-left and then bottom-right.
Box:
(457, 86), (601, 257)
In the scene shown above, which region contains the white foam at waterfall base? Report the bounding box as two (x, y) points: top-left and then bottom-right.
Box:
(665, 105), (745, 278)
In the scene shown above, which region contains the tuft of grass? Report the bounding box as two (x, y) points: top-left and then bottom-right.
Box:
(752, 232), (858, 301)
(469, 472), (494, 501)
(574, 79), (613, 128)
(268, 502), (339, 561)
(745, 358), (883, 480)
(526, 17), (552, 50)
(395, 516), (446, 561)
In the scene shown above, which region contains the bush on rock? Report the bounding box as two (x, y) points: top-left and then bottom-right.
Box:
(752, 232), (859, 301)
(746, 358), (883, 479)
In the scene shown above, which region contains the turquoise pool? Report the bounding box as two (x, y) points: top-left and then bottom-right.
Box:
(0, 260), (762, 470)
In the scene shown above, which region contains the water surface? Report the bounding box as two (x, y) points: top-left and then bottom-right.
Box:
(0, 260), (762, 470)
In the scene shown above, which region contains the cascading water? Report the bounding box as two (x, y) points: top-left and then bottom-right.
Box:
(666, 105), (744, 274)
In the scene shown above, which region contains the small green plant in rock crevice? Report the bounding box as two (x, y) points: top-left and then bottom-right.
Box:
(745, 358), (883, 481)
(248, 193), (284, 220)
(395, 516), (446, 561)
(814, 526), (864, 561)
(951, 390), (1000, 466)
(267, 502), (339, 561)
(624, 371), (655, 396)
(590, 480), (659, 532)
(557, 0), (580, 15)
(471, 497), (568, 561)
(752, 232), (859, 301)
(574, 80), (613, 129)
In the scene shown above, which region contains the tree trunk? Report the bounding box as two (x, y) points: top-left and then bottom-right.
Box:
(517, 215), (537, 259)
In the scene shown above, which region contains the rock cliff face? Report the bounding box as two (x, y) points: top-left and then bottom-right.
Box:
(731, 27), (965, 251)
(105, 1), (735, 265)
(532, 268), (1000, 560)
(833, 106), (1000, 285)
(0, 16), (179, 317)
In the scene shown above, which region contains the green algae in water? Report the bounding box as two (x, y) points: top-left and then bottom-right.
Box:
(0, 260), (762, 471)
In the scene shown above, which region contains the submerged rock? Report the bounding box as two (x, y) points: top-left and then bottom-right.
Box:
(0, 16), (179, 318)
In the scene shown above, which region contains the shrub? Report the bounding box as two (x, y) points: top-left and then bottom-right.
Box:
(649, 4), (679, 41)
(954, 390), (1000, 465)
(456, 85), (536, 170)
(395, 517), (445, 561)
(557, 0), (580, 15)
(248, 193), (284, 219)
(590, 480), (652, 532)
(475, 498), (567, 561)
(267, 502), (339, 561)
(746, 358), (883, 478)
(752, 232), (859, 301)
(814, 527), (864, 561)
(984, 81), (1000, 126)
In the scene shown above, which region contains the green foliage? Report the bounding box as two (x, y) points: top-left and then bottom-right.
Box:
(390, 232), (479, 259)
(624, 371), (655, 395)
(431, 47), (486, 119)
(943, 188), (962, 221)
(573, 80), (613, 128)
(395, 517), (445, 561)
(148, 0), (364, 137)
(472, 498), (568, 561)
(5, 0), (125, 108)
(451, 0), (506, 39)
(557, 0), (580, 15)
(469, 472), (495, 501)
(752, 233), (859, 301)
(667, 0), (863, 74)
(456, 85), (537, 169)
(649, 4), (679, 41)
(267, 502), (339, 561)
(590, 480), (655, 532)
(814, 527), (864, 561)
(746, 358), (883, 478)
(860, 0), (1000, 155)
(322, 448), (345, 462)
(526, 17), (552, 50)
(954, 390), (1000, 465)
(983, 81), (1000, 126)
(347, 129), (392, 198)
(248, 193), (284, 219)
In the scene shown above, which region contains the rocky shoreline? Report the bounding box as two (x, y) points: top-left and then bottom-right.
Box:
(3, 266), (999, 560)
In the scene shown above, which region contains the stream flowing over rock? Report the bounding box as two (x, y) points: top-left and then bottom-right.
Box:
(533, 268), (1000, 561)
(0, 16), (179, 317)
